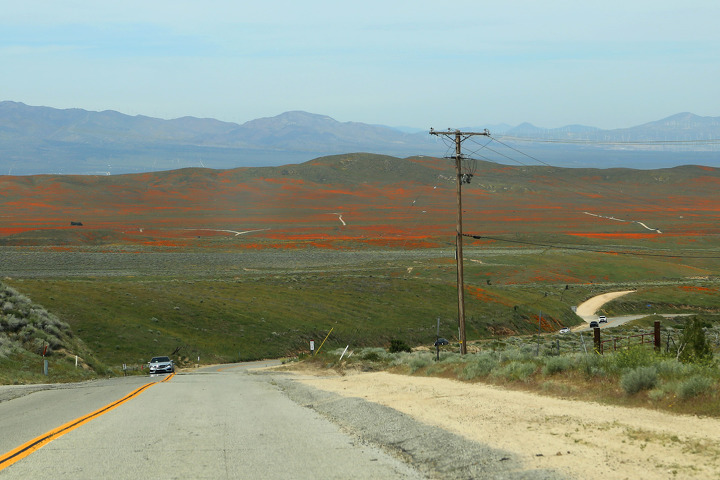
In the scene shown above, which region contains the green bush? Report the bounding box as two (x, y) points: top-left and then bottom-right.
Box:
(655, 359), (693, 378)
(675, 375), (713, 400)
(360, 348), (388, 362)
(361, 351), (381, 362)
(439, 353), (463, 364)
(612, 346), (656, 372)
(578, 353), (609, 378)
(498, 345), (535, 363)
(678, 317), (713, 364)
(620, 366), (658, 394)
(648, 388), (666, 402)
(542, 356), (574, 376)
(492, 360), (536, 382)
(0, 337), (14, 358)
(388, 339), (411, 353)
(461, 353), (499, 380)
(409, 354), (434, 373)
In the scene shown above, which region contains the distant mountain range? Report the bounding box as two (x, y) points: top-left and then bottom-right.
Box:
(1, 101), (718, 175)
(494, 112), (720, 143)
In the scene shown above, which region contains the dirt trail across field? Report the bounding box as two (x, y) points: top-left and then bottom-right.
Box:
(576, 290), (635, 321)
(290, 368), (720, 479)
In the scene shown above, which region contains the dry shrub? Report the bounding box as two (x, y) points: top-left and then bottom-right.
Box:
(620, 366), (658, 395)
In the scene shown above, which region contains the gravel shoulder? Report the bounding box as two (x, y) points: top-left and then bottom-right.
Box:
(272, 371), (565, 479)
(281, 367), (720, 480)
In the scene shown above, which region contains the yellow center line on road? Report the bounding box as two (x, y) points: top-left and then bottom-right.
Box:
(215, 365), (242, 372)
(0, 373), (175, 472)
(216, 364), (243, 372)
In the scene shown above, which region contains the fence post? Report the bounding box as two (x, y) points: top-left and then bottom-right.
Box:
(654, 320), (661, 351)
(594, 327), (601, 354)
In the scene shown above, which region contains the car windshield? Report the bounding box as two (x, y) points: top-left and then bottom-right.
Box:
(151, 357), (170, 363)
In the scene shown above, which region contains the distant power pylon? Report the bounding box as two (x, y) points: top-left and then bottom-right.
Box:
(429, 128), (490, 355)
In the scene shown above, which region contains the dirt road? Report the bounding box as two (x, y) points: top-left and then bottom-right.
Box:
(576, 290), (635, 321)
(292, 368), (720, 479)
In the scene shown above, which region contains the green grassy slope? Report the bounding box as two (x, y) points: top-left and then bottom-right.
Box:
(6, 243), (718, 368)
(6, 270), (582, 366)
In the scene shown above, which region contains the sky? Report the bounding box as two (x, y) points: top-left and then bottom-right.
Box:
(2, 1), (719, 130)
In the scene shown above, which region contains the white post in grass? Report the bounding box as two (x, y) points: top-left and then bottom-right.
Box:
(339, 345), (349, 361)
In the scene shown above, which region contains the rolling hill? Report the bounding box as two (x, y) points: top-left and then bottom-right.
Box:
(1, 154), (719, 366)
(1, 153), (719, 248)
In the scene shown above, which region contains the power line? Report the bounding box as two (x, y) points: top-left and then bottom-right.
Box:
(485, 136), (671, 210)
(429, 136), (680, 240)
(495, 136), (720, 146)
(487, 136), (557, 168)
(426, 138), (718, 262)
(463, 233), (720, 259)
(457, 136), (713, 235)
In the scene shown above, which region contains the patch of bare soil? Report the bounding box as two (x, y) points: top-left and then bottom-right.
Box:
(290, 368), (720, 479)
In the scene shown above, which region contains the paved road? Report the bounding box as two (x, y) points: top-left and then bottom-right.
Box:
(574, 314), (647, 332)
(0, 375), (162, 454)
(0, 361), (423, 480)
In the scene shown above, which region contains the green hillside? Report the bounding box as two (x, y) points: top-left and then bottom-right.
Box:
(1, 154), (719, 377)
(5, 266), (580, 367)
(4, 243), (719, 370)
(0, 282), (106, 383)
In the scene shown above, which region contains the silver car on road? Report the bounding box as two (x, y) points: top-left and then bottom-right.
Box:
(148, 356), (174, 374)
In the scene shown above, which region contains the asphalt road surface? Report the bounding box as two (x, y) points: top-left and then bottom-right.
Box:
(0, 362), (564, 479)
(0, 361), (422, 480)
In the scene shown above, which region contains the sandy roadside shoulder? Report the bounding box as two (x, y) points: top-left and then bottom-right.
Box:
(289, 368), (720, 480)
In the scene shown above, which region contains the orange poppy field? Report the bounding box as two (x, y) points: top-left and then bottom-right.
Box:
(2, 154), (718, 253)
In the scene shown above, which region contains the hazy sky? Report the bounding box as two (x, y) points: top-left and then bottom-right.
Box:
(2, 1), (718, 130)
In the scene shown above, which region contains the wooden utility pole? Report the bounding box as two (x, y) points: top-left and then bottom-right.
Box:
(429, 128), (490, 355)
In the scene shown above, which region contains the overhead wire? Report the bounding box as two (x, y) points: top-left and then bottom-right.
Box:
(425, 129), (718, 257)
(486, 135), (676, 218)
(395, 133), (457, 248)
(461, 134), (713, 235)
(463, 233), (720, 260)
(433, 131), (669, 233)
(441, 131), (720, 245)
(419, 131), (719, 287)
(496, 136), (720, 146)
(486, 136), (559, 168)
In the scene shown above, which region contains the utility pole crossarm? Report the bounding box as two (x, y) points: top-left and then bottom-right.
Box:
(429, 128), (491, 137)
(428, 127), (491, 355)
